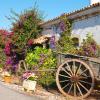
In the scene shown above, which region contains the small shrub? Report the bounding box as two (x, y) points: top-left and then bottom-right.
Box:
(25, 47), (57, 86)
(78, 33), (100, 57)
(56, 15), (77, 54)
(0, 48), (6, 69)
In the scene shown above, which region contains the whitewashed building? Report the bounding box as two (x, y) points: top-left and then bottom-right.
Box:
(41, 1), (100, 45)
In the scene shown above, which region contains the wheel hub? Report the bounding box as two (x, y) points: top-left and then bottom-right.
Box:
(70, 75), (79, 83)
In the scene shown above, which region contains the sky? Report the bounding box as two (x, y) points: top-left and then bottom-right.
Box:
(0, 0), (90, 30)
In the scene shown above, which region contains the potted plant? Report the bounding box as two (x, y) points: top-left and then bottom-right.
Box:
(22, 71), (37, 92)
(1, 71), (12, 83)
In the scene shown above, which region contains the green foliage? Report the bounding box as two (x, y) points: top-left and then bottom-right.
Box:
(56, 15), (77, 54)
(78, 33), (100, 57)
(28, 75), (38, 81)
(25, 47), (56, 69)
(39, 71), (55, 87)
(60, 15), (72, 36)
(0, 48), (6, 68)
(28, 76), (36, 81)
(25, 47), (57, 85)
(8, 5), (43, 49)
(98, 45), (100, 57)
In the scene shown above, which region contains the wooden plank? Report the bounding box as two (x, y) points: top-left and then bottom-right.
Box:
(32, 69), (56, 72)
(88, 57), (100, 64)
(56, 52), (100, 64)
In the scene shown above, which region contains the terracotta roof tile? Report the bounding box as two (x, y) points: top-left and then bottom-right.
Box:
(33, 35), (51, 44)
(41, 3), (100, 25)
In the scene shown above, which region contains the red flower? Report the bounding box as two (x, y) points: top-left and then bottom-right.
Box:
(4, 42), (11, 56)
(28, 39), (33, 45)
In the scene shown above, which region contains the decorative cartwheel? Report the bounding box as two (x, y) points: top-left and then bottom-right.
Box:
(56, 53), (100, 99)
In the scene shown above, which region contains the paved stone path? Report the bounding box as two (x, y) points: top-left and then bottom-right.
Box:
(0, 82), (42, 100)
(0, 80), (99, 100)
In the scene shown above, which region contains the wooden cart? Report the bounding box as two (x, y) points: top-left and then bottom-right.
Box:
(18, 52), (100, 99)
(56, 53), (100, 99)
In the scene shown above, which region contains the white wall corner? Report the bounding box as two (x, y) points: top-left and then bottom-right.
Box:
(90, 0), (100, 5)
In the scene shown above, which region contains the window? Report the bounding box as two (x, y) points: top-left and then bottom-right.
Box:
(72, 37), (79, 47)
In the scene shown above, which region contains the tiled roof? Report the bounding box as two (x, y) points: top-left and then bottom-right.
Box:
(41, 3), (100, 25)
(33, 34), (51, 44)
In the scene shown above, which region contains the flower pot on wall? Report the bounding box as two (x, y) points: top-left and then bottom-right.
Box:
(23, 80), (37, 92)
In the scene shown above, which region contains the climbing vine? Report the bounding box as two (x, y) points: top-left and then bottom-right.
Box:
(56, 15), (77, 54)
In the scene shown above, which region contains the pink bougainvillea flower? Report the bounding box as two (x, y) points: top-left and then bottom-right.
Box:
(22, 71), (33, 80)
(4, 42), (11, 56)
(28, 39), (33, 45)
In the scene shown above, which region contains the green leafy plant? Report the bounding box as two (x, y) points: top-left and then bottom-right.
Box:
(25, 47), (56, 69)
(0, 48), (6, 69)
(25, 47), (57, 86)
(28, 75), (38, 81)
(98, 45), (100, 57)
(56, 15), (77, 54)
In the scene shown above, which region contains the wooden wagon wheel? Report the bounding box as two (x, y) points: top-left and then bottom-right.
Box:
(56, 59), (94, 99)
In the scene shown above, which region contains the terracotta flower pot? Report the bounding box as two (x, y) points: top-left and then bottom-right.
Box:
(4, 76), (12, 83)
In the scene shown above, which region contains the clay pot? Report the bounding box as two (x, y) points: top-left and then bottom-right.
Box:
(4, 76), (12, 83)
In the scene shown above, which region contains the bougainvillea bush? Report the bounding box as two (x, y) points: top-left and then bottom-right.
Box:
(8, 6), (43, 50)
(78, 33), (100, 57)
(25, 47), (57, 86)
(0, 29), (13, 48)
(0, 29), (14, 69)
(0, 29), (21, 73)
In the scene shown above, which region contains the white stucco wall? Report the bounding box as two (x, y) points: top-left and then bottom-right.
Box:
(72, 14), (100, 45)
(90, 0), (100, 5)
(42, 24), (62, 41)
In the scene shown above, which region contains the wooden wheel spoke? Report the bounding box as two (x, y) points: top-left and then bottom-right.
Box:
(59, 74), (70, 78)
(79, 68), (88, 76)
(76, 83), (83, 96)
(60, 79), (69, 83)
(66, 62), (73, 75)
(62, 83), (70, 89)
(79, 80), (91, 85)
(78, 82), (89, 92)
(73, 61), (76, 75)
(68, 84), (73, 94)
(81, 72), (89, 77)
(79, 74), (91, 79)
(61, 67), (71, 77)
(74, 83), (76, 96)
(76, 63), (82, 75)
